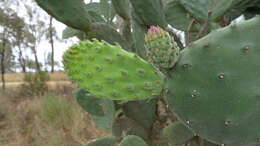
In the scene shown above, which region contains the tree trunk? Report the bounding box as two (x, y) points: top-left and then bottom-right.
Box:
(32, 45), (41, 72)
(49, 17), (55, 73)
(18, 43), (26, 72)
(0, 39), (6, 90)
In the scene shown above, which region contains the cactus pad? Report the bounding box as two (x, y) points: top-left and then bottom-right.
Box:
(119, 135), (148, 146)
(166, 17), (260, 145)
(85, 136), (117, 146)
(63, 40), (164, 101)
(75, 89), (105, 116)
(145, 26), (180, 69)
(112, 116), (148, 141)
(163, 121), (194, 145)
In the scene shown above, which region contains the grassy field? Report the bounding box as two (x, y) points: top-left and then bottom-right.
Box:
(1, 72), (71, 89)
(3, 72), (69, 82)
(0, 72), (108, 146)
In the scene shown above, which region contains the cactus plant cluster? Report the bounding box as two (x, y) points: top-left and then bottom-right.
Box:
(35, 0), (260, 145)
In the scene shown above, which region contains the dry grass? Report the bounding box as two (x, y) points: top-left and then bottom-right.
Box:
(1, 72), (71, 89)
(5, 81), (72, 89)
(2, 72), (69, 83)
(0, 86), (108, 146)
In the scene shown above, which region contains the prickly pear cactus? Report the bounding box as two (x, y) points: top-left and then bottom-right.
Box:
(63, 40), (164, 101)
(145, 26), (180, 69)
(166, 17), (260, 145)
(163, 121), (194, 145)
(36, 0), (260, 145)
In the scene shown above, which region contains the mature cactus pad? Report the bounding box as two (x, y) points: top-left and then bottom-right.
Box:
(119, 135), (148, 146)
(63, 40), (164, 101)
(163, 121), (194, 145)
(145, 26), (180, 69)
(166, 17), (260, 145)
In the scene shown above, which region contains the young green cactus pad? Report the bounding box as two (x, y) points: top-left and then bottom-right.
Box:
(166, 17), (260, 145)
(145, 26), (180, 69)
(63, 40), (164, 101)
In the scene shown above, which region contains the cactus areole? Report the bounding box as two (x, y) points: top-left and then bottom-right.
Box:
(63, 40), (165, 101)
(166, 17), (260, 145)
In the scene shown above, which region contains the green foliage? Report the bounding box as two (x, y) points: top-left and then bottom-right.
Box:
(22, 71), (50, 96)
(63, 40), (164, 101)
(166, 17), (260, 145)
(119, 135), (148, 146)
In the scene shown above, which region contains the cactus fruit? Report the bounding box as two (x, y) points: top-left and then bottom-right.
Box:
(166, 17), (260, 145)
(145, 26), (180, 69)
(63, 40), (164, 101)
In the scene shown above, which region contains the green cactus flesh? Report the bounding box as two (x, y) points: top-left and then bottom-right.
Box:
(63, 40), (164, 101)
(119, 135), (148, 146)
(166, 17), (260, 145)
(129, 0), (167, 28)
(85, 136), (117, 146)
(145, 26), (180, 69)
(112, 116), (148, 141)
(75, 88), (105, 116)
(122, 99), (156, 130)
(163, 121), (194, 145)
